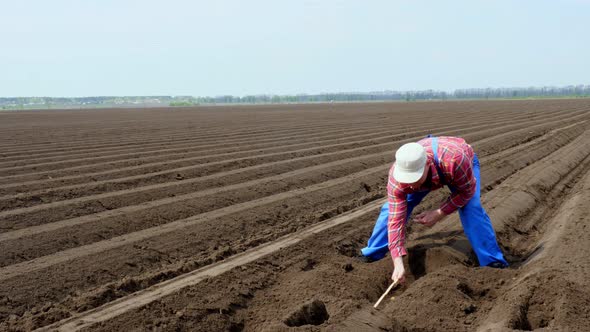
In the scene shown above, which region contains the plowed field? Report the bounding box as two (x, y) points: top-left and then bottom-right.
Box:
(1, 100), (589, 331)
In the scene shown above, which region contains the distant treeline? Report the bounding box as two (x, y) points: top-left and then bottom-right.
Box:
(190, 85), (590, 104)
(454, 85), (590, 99)
(2, 85), (590, 109)
(0, 96), (174, 110)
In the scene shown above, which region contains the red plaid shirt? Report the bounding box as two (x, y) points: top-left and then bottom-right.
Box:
(387, 136), (476, 258)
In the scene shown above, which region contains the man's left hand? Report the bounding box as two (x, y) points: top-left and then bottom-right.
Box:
(414, 209), (446, 227)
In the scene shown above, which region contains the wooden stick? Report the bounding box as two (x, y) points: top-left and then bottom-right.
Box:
(373, 281), (398, 308)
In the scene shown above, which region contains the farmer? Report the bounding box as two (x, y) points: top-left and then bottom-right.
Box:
(359, 136), (508, 284)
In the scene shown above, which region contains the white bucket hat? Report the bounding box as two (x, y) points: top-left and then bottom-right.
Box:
(393, 143), (427, 183)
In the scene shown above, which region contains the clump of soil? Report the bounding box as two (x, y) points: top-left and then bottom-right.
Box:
(334, 239), (361, 257)
(283, 299), (329, 327)
(300, 258), (317, 271)
(343, 263), (354, 272)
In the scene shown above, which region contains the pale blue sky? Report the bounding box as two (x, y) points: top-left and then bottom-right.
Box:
(2, 0), (589, 97)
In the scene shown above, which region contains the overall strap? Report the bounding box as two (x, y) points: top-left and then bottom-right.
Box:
(430, 137), (447, 186)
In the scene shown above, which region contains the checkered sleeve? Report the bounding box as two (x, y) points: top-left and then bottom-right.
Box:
(439, 151), (476, 215)
(387, 172), (409, 259)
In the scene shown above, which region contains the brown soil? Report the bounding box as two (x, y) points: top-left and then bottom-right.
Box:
(0, 100), (589, 331)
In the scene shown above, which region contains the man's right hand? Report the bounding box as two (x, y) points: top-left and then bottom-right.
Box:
(391, 256), (406, 284)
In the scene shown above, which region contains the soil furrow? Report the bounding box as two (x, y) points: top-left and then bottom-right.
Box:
(2, 100), (589, 331)
(35, 200), (386, 332)
(0, 123), (393, 173)
(2, 104), (556, 163)
(0, 117), (516, 216)
(0, 116), (586, 262)
(0, 106), (576, 192)
(0, 100), (484, 155)
(2, 109), (587, 231)
(2, 100), (547, 149)
(104, 132), (590, 332)
(0, 116), (584, 330)
(0, 106), (378, 153)
(31, 130), (590, 332)
(0, 121), (399, 168)
(0, 111), (489, 185)
(1, 115), (586, 273)
(0, 112), (570, 228)
(0, 105), (544, 179)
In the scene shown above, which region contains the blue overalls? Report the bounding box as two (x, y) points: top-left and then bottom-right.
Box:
(360, 137), (508, 267)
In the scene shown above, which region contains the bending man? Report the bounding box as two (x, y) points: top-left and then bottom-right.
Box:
(360, 136), (508, 283)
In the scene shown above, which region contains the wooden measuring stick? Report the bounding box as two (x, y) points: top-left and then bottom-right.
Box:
(373, 281), (398, 308)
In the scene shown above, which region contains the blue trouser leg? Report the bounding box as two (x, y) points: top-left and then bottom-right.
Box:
(361, 191), (429, 260)
(360, 202), (390, 260)
(458, 154), (508, 267)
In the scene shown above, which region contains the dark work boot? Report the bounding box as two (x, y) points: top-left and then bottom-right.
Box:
(356, 250), (375, 263)
(487, 261), (508, 269)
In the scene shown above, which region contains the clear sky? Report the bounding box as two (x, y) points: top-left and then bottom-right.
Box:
(2, 0), (589, 97)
